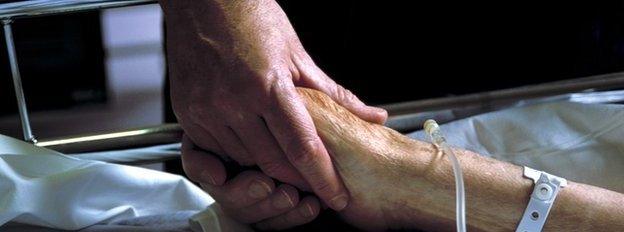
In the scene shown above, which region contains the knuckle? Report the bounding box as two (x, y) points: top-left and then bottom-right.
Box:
(257, 68), (289, 90)
(285, 138), (321, 167)
(260, 69), (280, 84)
(336, 85), (358, 104)
(259, 160), (290, 178)
(268, 75), (294, 98)
(311, 178), (334, 195)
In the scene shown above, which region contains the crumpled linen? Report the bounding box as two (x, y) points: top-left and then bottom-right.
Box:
(2, 101), (622, 231)
(409, 102), (624, 193)
(0, 134), (214, 230)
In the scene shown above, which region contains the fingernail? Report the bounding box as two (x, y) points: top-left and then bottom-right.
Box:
(299, 203), (314, 217)
(200, 170), (217, 185)
(248, 180), (272, 199)
(374, 107), (387, 115)
(329, 195), (348, 211)
(272, 189), (294, 209)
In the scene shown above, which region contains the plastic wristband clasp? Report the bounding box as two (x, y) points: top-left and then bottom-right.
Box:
(515, 166), (567, 232)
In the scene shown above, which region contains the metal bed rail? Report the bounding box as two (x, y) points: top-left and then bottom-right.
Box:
(3, 0), (624, 164)
(0, 0), (156, 19)
(36, 72), (624, 156)
(383, 71), (624, 115)
(38, 123), (182, 154)
(382, 72), (624, 132)
(1, 0), (158, 143)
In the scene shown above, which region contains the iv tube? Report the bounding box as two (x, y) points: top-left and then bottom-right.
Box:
(424, 120), (466, 232)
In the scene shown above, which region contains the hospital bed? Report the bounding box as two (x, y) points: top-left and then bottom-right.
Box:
(3, 0), (624, 161)
(35, 73), (624, 163)
(2, 1), (624, 231)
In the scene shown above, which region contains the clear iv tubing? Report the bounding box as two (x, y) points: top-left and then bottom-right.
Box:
(424, 120), (466, 232)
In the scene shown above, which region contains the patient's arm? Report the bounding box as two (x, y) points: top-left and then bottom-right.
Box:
(296, 88), (624, 231)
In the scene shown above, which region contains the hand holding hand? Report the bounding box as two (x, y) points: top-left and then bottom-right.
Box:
(162, 0), (387, 211)
(181, 136), (321, 230)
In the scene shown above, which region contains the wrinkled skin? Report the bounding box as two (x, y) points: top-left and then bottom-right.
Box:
(165, 0), (386, 194)
(181, 88), (409, 230)
(299, 88), (624, 232)
(297, 88), (424, 230)
(161, 0), (387, 229)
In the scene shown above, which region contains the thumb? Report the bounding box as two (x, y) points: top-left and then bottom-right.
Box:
(296, 68), (388, 124)
(328, 84), (388, 124)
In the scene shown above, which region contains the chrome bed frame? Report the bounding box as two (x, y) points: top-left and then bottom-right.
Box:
(3, 0), (624, 165)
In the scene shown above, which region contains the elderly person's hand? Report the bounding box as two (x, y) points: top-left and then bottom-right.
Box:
(181, 136), (322, 230)
(297, 87), (624, 231)
(160, 0), (386, 215)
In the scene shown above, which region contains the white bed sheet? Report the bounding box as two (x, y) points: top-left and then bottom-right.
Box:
(1, 101), (622, 231)
(0, 134), (213, 230)
(409, 102), (624, 193)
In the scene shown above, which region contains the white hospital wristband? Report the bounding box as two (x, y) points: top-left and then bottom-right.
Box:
(515, 166), (567, 232)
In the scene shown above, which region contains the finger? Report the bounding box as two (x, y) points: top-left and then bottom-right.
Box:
(255, 196), (321, 231)
(328, 84), (388, 124)
(232, 184), (300, 223)
(182, 121), (225, 156)
(297, 69), (388, 124)
(202, 170), (275, 210)
(230, 115), (308, 189)
(181, 135), (227, 186)
(265, 80), (349, 211)
(208, 124), (255, 166)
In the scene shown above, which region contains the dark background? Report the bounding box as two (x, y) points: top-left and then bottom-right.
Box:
(0, 12), (106, 116)
(1, 2), (623, 231)
(280, 1), (624, 104)
(2, 1), (624, 112)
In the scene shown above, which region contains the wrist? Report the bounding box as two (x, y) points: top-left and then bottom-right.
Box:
(393, 143), (533, 231)
(376, 139), (455, 229)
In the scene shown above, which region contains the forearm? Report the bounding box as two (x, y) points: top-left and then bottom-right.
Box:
(157, 0), (235, 42)
(158, 0), (294, 83)
(297, 88), (624, 231)
(158, 0), (284, 35)
(392, 140), (624, 231)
